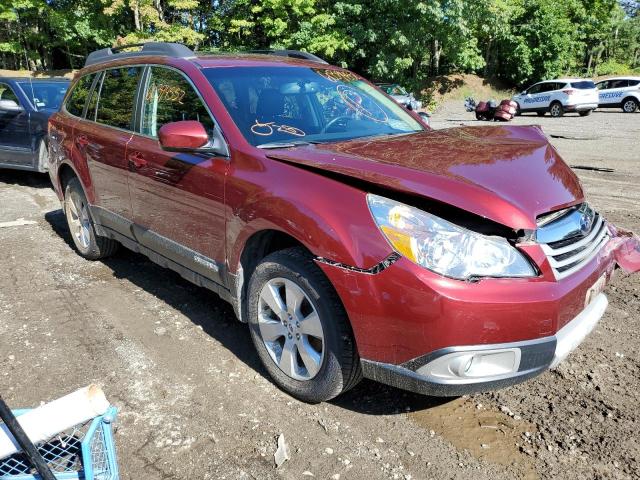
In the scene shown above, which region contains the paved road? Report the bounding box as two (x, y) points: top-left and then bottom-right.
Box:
(0, 105), (638, 479)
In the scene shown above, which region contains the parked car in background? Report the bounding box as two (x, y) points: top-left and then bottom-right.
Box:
(49, 43), (639, 403)
(0, 77), (69, 172)
(376, 83), (422, 111)
(512, 79), (598, 117)
(596, 77), (640, 113)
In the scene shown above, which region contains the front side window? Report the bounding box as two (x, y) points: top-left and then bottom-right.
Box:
(95, 67), (142, 130)
(141, 67), (214, 138)
(527, 84), (541, 94)
(17, 81), (69, 111)
(203, 66), (423, 146)
(65, 74), (95, 117)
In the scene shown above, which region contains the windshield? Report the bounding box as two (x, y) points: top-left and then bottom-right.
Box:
(16, 81), (69, 111)
(203, 67), (423, 147)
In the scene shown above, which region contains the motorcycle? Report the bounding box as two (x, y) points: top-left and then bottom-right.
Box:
(465, 97), (518, 122)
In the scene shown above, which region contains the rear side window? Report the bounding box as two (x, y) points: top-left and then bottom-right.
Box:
(141, 66), (214, 138)
(628, 80), (640, 87)
(609, 79), (629, 89)
(65, 74), (95, 117)
(570, 81), (595, 89)
(96, 67), (142, 130)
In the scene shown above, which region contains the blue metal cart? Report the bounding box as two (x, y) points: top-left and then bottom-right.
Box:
(0, 406), (119, 480)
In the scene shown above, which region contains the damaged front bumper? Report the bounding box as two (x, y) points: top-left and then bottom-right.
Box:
(361, 292), (609, 396)
(319, 226), (640, 397)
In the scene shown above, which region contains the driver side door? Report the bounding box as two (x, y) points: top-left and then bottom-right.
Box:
(0, 82), (32, 168)
(127, 65), (229, 285)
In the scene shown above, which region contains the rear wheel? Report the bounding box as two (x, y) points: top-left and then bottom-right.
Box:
(550, 102), (564, 118)
(63, 177), (119, 260)
(622, 98), (638, 113)
(579, 110), (592, 117)
(247, 247), (362, 403)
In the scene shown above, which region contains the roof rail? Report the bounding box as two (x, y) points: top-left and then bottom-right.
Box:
(84, 42), (195, 67)
(248, 49), (328, 64)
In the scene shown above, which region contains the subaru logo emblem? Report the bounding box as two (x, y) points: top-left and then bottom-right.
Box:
(579, 213), (592, 234)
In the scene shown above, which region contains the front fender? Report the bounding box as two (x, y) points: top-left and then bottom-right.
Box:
(225, 156), (393, 274)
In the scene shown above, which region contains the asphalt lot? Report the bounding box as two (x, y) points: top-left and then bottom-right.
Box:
(0, 104), (638, 479)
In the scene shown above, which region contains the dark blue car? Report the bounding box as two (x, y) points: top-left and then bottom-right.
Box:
(0, 77), (70, 172)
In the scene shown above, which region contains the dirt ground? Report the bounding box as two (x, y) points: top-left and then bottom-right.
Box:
(0, 103), (638, 480)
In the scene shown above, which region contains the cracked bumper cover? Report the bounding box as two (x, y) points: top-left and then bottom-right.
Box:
(361, 293), (609, 396)
(319, 227), (640, 396)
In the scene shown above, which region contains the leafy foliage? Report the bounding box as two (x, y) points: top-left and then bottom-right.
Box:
(0, 0), (638, 89)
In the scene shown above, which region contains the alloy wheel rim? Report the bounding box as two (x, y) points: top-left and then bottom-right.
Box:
(623, 100), (635, 112)
(551, 105), (560, 116)
(66, 191), (91, 249)
(258, 277), (324, 381)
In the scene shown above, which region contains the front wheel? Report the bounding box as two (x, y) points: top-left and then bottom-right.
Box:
(64, 177), (119, 260)
(247, 247), (362, 402)
(622, 98), (638, 113)
(550, 102), (564, 117)
(36, 140), (48, 173)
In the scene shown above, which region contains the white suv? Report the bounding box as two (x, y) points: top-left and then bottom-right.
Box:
(513, 79), (598, 117)
(595, 77), (640, 113)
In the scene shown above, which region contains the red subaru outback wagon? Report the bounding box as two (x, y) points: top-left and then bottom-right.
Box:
(48, 43), (640, 402)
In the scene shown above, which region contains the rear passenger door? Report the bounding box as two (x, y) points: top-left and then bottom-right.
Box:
(533, 83), (554, 110)
(76, 66), (142, 232)
(127, 65), (228, 285)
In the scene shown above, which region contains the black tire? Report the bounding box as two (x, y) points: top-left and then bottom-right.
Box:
(63, 177), (119, 260)
(536, 111), (546, 117)
(515, 103), (521, 116)
(247, 247), (362, 403)
(621, 97), (638, 113)
(549, 102), (564, 118)
(579, 110), (592, 117)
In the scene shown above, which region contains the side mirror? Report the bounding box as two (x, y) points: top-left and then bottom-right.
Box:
(520, 90), (527, 95)
(418, 111), (430, 126)
(158, 120), (228, 156)
(0, 99), (23, 113)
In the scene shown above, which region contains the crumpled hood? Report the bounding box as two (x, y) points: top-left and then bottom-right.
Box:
(267, 125), (584, 230)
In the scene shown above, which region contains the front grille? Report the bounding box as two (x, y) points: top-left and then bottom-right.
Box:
(537, 206), (610, 280)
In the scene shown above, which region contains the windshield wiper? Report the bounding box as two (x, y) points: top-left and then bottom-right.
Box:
(257, 140), (321, 149)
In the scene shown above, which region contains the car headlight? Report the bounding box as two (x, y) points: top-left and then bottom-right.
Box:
(367, 194), (536, 280)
